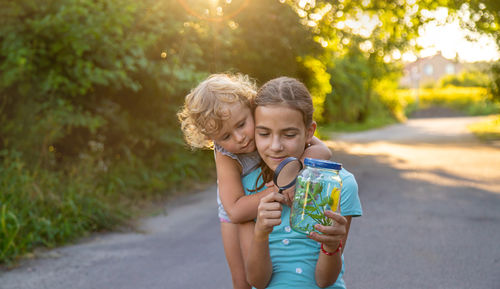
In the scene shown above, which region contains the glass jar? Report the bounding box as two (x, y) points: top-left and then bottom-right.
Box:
(290, 158), (342, 235)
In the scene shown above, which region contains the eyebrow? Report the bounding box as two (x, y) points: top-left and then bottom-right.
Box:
(255, 126), (300, 132)
(233, 117), (246, 126)
(232, 113), (249, 126)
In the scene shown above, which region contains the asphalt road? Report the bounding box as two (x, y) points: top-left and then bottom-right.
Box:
(1, 115), (499, 289)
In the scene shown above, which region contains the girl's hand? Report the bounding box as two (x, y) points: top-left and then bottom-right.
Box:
(266, 181), (294, 207)
(254, 192), (285, 240)
(265, 182), (292, 206)
(281, 186), (295, 207)
(307, 210), (347, 252)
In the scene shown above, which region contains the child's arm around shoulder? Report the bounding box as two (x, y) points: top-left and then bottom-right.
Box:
(302, 136), (332, 161)
(215, 151), (273, 224)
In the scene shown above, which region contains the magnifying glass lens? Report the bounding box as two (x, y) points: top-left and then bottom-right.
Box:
(273, 157), (303, 192)
(276, 161), (302, 187)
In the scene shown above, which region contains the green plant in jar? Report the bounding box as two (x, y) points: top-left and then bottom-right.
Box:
(290, 158), (342, 235)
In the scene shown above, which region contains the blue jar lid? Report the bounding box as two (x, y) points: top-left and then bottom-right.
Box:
(304, 158), (342, 170)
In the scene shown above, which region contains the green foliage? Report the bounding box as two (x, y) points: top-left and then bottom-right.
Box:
(323, 48), (399, 124)
(290, 176), (341, 234)
(0, 0), (214, 265)
(376, 77), (408, 121)
(396, 87), (500, 116)
(468, 115), (500, 141)
(325, 51), (371, 123)
(489, 62), (500, 103)
(227, 0), (318, 82)
(0, 149), (126, 264)
(446, 1), (500, 102)
(439, 71), (491, 88)
(297, 56), (332, 123)
(0, 0), (145, 97)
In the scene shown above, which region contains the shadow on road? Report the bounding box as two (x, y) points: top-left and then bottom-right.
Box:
(330, 144), (500, 289)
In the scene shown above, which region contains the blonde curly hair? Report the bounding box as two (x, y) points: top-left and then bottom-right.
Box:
(177, 73), (257, 149)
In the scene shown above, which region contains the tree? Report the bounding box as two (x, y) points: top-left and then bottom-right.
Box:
(442, 0), (500, 102)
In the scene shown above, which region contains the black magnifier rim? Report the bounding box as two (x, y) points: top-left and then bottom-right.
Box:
(273, 157), (303, 191)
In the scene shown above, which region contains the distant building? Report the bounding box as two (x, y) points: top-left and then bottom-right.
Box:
(399, 51), (463, 88)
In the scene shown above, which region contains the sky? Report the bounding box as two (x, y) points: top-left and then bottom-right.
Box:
(402, 8), (500, 63)
(335, 5), (500, 63)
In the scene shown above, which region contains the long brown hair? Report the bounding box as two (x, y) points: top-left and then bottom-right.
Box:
(253, 77), (314, 191)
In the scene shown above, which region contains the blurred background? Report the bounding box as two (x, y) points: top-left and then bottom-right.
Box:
(1, 0), (499, 266)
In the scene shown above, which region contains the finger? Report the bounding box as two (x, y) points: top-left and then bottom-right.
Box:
(261, 218), (282, 228)
(324, 210), (347, 225)
(259, 211), (282, 220)
(283, 191), (292, 204)
(283, 186), (295, 200)
(260, 201), (282, 212)
(261, 192), (286, 204)
(279, 192), (291, 205)
(308, 231), (343, 244)
(314, 223), (346, 236)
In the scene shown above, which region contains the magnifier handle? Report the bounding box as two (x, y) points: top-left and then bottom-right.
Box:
(277, 188), (283, 194)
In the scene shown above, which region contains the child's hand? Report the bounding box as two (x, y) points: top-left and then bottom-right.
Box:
(281, 186), (295, 207)
(254, 192), (285, 240)
(307, 210), (347, 252)
(266, 181), (294, 207)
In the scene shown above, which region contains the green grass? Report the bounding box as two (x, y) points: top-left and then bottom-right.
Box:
(318, 86), (500, 139)
(468, 115), (500, 142)
(396, 87), (500, 116)
(0, 149), (214, 266)
(0, 152), (126, 266)
(317, 114), (397, 138)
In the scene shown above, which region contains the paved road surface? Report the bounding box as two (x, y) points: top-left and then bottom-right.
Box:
(329, 116), (500, 289)
(1, 116), (499, 289)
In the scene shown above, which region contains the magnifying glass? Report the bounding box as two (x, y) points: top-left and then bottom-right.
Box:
(273, 157), (303, 194)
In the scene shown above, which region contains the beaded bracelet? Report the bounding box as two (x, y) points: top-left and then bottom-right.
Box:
(321, 240), (343, 256)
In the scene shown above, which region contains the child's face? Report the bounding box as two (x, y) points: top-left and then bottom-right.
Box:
(210, 102), (256, 154)
(254, 104), (315, 171)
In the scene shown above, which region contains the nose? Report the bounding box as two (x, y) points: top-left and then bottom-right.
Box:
(234, 131), (245, 143)
(270, 135), (283, 152)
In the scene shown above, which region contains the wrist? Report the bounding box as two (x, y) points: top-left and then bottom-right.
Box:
(321, 240), (342, 256)
(253, 230), (270, 242)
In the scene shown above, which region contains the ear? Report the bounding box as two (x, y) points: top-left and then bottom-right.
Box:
(306, 121), (317, 144)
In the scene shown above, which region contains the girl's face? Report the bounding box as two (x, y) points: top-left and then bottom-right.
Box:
(210, 102), (256, 154)
(254, 104), (315, 171)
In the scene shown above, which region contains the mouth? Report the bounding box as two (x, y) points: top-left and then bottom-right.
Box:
(267, 156), (286, 163)
(241, 140), (253, 150)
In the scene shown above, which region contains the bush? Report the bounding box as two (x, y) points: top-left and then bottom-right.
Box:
(468, 115), (500, 141)
(0, 0), (214, 265)
(324, 50), (372, 123)
(439, 71), (491, 88)
(0, 0), (323, 265)
(490, 62), (500, 103)
(377, 78), (408, 122)
(395, 86), (500, 116)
